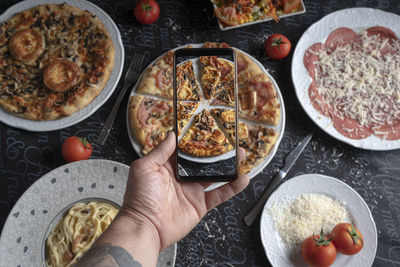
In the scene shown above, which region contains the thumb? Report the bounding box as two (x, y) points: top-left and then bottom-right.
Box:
(144, 131), (176, 166)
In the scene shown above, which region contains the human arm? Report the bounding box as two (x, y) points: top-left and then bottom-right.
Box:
(75, 132), (249, 266)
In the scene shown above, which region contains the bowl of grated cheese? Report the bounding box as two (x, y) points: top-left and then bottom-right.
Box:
(260, 173), (377, 267)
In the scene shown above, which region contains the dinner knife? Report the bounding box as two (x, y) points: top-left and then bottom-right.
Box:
(243, 131), (314, 226)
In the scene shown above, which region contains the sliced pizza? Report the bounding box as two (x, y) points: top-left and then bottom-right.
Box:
(210, 58), (235, 107)
(177, 101), (199, 136)
(178, 109), (233, 157)
(129, 95), (173, 154)
(210, 108), (236, 144)
(136, 51), (174, 99)
(238, 73), (280, 125)
(238, 123), (278, 174)
(176, 60), (202, 101)
(237, 51), (263, 87)
(200, 56), (222, 99)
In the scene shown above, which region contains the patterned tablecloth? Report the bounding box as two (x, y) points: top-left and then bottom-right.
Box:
(1, 0), (399, 266)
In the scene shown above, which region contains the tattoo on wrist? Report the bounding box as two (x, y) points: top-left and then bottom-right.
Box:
(75, 243), (142, 267)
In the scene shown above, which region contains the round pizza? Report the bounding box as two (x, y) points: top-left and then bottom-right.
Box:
(0, 3), (114, 120)
(129, 42), (281, 173)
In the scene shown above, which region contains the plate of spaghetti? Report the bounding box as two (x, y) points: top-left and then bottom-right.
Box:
(0, 159), (176, 267)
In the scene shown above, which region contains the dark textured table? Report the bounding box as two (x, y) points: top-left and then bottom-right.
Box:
(1, 0), (400, 266)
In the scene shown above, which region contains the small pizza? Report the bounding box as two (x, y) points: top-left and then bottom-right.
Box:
(179, 109), (233, 157)
(176, 60), (202, 101)
(238, 123), (278, 174)
(177, 101), (199, 136)
(239, 73), (280, 125)
(129, 95), (173, 154)
(210, 108), (236, 144)
(136, 50), (174, 99)
(0, 3), (114, 120)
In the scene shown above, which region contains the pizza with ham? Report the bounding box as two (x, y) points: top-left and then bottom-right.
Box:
(304, 26), (400, 140)
(129, 95), (173, 154)
(129, 42), (282, 174)
(0, 3), (114, 120)
(239, 73), (280, 125)
(178, 109), (233, 157)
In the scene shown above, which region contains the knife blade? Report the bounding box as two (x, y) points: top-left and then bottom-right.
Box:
(243, 131), (314, 226)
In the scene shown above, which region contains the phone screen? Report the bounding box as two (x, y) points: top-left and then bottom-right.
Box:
(173, 48), (238, 182)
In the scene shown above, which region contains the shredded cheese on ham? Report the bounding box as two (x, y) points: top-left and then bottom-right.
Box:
(314, 32), (400, 130)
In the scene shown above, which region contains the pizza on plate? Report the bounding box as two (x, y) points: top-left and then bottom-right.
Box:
(0, 3), (114, 120)
(129, 42), (281, 174)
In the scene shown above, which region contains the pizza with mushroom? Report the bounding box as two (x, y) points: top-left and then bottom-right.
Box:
(0, 3), (114, 120)
(129, 43), (281, 174)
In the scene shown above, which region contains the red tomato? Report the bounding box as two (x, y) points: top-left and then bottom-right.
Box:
(134, 0), (160, 24)
(282, 0), (302, 14)
(62, 136), (93, 162)
(332, 223), (364, 255)
(302, 231), (337, 267)
(265, 33), (292, 60)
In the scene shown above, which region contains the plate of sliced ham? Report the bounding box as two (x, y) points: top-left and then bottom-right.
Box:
(292, 8), (400, 150)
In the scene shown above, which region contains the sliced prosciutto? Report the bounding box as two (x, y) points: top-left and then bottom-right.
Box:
(304, 26), (400, 140)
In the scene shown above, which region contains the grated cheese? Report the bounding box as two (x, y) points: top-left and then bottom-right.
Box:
(268, 193), (350, 254)
(314, 31), (400, 132)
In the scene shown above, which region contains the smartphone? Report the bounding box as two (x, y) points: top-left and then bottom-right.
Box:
(173, 48), (238, 182)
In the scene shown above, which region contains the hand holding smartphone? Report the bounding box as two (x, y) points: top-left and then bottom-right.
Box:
(173, 48), (238, 182)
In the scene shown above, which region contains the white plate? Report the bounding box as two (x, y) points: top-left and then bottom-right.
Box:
(0, 0), (124, 132)
(210, 0), (306, 31)
(260, 174), (377, 267)
(292, 8), (400, 150)
(126, 44), (286, 180)
(0, 159), (176, 267)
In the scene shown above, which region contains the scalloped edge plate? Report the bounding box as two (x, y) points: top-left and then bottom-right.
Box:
(260, 174), (377, 267)
(0, 159), (176, 267)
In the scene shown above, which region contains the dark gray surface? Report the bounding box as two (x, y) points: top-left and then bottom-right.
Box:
(1, 0), (399, 266)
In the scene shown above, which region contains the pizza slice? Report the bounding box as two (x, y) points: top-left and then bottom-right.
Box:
(208, 57), (235, 107)
(177, 101), (199, 136)
(129, 95), (173, 154)
(176, 60), (202, 101)
(136, 51), (174, 99)
(238, 123), (278, 174)
(237, 51), (263, 87)
(178, 109), (233, 157)
(200, 56), (222, 99)
(210, 108), (236, 144)
(238, 73), (280, 125)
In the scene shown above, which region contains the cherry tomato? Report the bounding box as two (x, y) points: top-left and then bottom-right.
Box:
(282, 0), (302, 14)
(62, 136), (92, 162)
(302, 230), (337, 267)
(134, 0), (160, 24)
(265, 33), (292, 60)
(332, 223), (364, 255)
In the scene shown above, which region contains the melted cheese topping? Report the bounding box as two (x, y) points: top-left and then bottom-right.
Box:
(313, 32), (400, 131)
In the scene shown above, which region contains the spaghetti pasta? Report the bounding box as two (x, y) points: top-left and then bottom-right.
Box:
(45, 201), (119, 267)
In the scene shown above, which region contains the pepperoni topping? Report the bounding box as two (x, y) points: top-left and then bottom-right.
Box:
(8, 28), (45, 62)
(237, 57), (247, 73)
(156, 68), (172, 90)
(330, 113), (372, 140)
(43, 59), (81, 92)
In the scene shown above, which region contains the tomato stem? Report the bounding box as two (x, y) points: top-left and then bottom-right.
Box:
(313, 229), (333, 247)
(347, 224), (364, 245)
(271, 37), (288, 50)
(77, 137), (91, 149)
(141, 0), (153, 13)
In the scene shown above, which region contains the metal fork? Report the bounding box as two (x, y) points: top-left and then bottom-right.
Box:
(96, 53), (145, 145)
